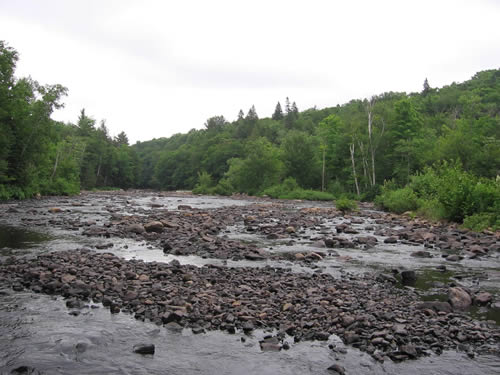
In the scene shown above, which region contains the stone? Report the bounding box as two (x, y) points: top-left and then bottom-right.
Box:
(127, 224), (145, 234)
(449, 287), (472, 309)
(144, 221), (164, 233)
(327, 364), (345, 374)
(48, 207), (62, 213)
(416, 301), (452, 313)
(411, 251), (432, 258)
(133, 343), (155, 355)
(384, 237), (398, 244)
(401, 270), (417, 286)
(474, 292), (492, 305)
(446, 254), (461, 262)
(286, 226), (296, 234)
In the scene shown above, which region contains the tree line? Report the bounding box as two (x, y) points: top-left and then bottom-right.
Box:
(1, 41), (498, 229)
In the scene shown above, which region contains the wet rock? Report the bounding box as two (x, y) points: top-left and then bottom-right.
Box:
(384, 237), (398, 244)
(376, 273), (397, 284)
(127, 224), (145, 234)
(144, 221), (164, 233)
(286, 226), (296, 234)
(10, 366), (43, 374)
(449, 287), (472, 309)
(259, 337), (282, 351)
(401, 270), (417, 286)
(445, 254), (461, 262)
(410, 251), (432, 258)
(400, 344), (417, 358)
(327, 364), (345, 374)
(177, 205), (192, 210)
(242, 321), (254, 333)
(474, 292), (492, 305)
(133, 343), (155, 355)
(48, 207), (62, 213)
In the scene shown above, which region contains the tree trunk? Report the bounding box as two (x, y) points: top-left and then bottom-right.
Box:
(321, 147), (325, 192)
(350, 143), (360, 196)
(50, 148), (61, 181)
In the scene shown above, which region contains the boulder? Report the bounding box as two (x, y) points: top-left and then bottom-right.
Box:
(133, 343), (155, 355)
(127, 224), (145, 234)
(449, 287), (472, 309)
(144, 221), (164, 233)
(474, 292), (492, 305)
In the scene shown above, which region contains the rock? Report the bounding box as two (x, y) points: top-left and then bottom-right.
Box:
(446, 254), (461, 262)
(400, 344), (417, 358)
(294, 253), (305, 260)
(401, 270), (417, 286)
(376, 273), (397, 284)
(144, 221), (164, 233)
(411, 251), (432, 258)
(48, 207), (62, 213)
(474, 292), (492, 305)
(161, 310), (185, 324)
(384, 237), (398, 244)
(315, 331), (330, 341)
(242, 321), (254, 333)
(133, 343), (155, 355)
(344, 331), (360, 344)
(244, 253), (266, 261)
(449, 287), (472, 309)
(177, 205), (192, 210)
(286, 226), (296, 234)
(327, 364), (345, 374)
(61, 274), (76, 283)
(260, 341), (282, 351)
(10, 365), (43, 374)
(127, 224), (145, 234)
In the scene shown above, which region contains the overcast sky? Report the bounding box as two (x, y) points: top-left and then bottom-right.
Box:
(1, 0), (499, 144)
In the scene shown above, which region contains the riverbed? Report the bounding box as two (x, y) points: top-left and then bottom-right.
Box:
(0, 191), (499, 374)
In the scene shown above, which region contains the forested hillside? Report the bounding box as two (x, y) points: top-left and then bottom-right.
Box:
(1, 41), (499, 229)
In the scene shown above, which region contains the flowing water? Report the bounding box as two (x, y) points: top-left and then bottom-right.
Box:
(1, 193), (499, 374)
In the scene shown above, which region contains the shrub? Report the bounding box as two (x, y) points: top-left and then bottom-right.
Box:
(415, 198), (446, 221)
(375, 187), (419, 214)
(192, 171), (215, 194)
(463, 213), (499, 232)
(335, 197), (358, 213)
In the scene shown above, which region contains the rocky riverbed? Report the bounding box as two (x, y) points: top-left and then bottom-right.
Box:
(1, 190), (499, 374)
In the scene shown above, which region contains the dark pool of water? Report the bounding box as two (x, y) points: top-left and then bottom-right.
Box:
(0, 225), (52, 255)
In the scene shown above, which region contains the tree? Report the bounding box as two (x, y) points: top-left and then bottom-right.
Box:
(281, 131), (319, 188)
(272, 102), (283, 121)
(246, 105), (258, 122)
(422, 78), (431, 96)
(204, 115), (227, 132)
(114, 131), (129, 146)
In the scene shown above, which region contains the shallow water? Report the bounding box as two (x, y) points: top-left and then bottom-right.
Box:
(1, 193), (499, 374)
(1, 291), (499, 375)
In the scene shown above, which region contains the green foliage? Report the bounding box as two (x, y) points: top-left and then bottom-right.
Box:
(335, 197), (358, 213)
(262, 178), (334, 201)
(462, 212), (499, 232)
(375, 186), (419, 214)
(192, 171), (215, 194)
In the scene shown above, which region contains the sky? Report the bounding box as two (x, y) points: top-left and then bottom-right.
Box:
(1, 0), (499, 144)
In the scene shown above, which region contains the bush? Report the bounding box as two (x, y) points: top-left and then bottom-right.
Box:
(335, 197), (358, 213)
(262, 178), (335, 201)
(280, 189), (335, 201)
(192, 171), (215, 195)
(463, 212), (499, 232)
(375, 187), (419, 214)
(415, 198), (446, 221)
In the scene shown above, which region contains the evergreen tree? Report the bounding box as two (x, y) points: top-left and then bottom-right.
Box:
(272, 102), (283, 121)
(422, 78), (431, 96)
(237, 109), (244, 121)
(246, 105), (258, 122)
